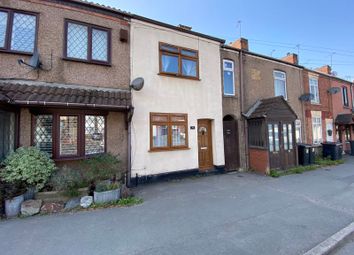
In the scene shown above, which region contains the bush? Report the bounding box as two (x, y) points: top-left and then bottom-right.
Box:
(95, 182), (120, 192)
(0, 147), (56, 190)
(80, 154), (123, 182)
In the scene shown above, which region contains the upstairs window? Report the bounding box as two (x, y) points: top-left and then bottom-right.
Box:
(223, 60), (235, 96)
(309, 77), (320, 104)
(342, 87), (349, 107)
(65, 20), (110, 64)
(159, 42), (199, 79)
(0, 9), (37, 53)
(273, 71), (287, 100)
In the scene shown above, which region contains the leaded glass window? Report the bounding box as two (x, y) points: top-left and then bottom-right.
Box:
(0, 11), (8, 48)
(33, 115), (53, 156)
(0, 111), (15, 161)
(92, 29), (108, 62)
(67, 22), (88, 60)
(85, 115), (105, 155)
(59, 116), (78, 156)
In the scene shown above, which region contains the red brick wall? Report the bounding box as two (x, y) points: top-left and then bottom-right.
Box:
(249, 148), (269, 174)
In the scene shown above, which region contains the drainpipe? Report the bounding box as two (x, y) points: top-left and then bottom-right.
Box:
(239, 49), (249, 170)
(127, 106), (134, 188)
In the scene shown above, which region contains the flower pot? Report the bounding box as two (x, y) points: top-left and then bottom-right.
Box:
(5, 194), (24, 217)
(94, 188), (120, 204)
(24, 187), (36, 201)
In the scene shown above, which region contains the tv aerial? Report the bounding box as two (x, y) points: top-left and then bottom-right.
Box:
(18, 49), (42, 70)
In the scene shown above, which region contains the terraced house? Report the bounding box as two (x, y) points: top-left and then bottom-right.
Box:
(0, 0), (132, 169)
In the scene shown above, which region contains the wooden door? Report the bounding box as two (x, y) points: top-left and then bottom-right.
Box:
(223, 119), (240, 171)
(268, 122), (281, 169)
(280, 122), (296, 169)
(198, 119), (213, 171)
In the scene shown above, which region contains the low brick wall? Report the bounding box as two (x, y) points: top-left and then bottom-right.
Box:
(249, 148), (269, 174)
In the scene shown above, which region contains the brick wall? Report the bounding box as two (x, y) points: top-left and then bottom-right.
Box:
(249, 148), (269, 174)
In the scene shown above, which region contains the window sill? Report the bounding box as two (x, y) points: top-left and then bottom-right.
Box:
(158, 73), (200, 81)
(0, 49), (33, 56)
(52, 153), (106, 162)
(62, 57), (112, 67)
(310, 102), (321, 105)
(223, 94), (238, 98)
(149, 147), (190, 152)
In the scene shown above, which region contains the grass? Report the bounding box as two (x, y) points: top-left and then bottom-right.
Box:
(269, 157), (345, 178)
(88, 197), (143, 210)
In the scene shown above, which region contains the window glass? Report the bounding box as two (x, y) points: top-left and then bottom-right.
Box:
(161, 54), (179, 73)
(223, 60), (235, 95)
(295, 120), (302, 143)
(312, 117), (322, 144)
(181, 49), (197, 57)
(92, 29), (108, 62)
(268, 124), (274, 152)
(182, 58), (197, 77)
(0, 111), (15, 161)
(59, 116), (78, 156)
(283, 124), (288, 150)
(160, 44), (178, 53)
(152, 125), (168, 148)
(34, 115), (53, 157)
(288, 124), (293, 149)
(310, 78), (320, 104)
(274, 71), (287, 99)
(0, 11), (8, 48)
(10, 13), (36, 52)
(345, 127), (351, 141)
(343, 87), (349, 106)
(67, 22), (88, 60)
(274, 124), (280, 151)
(85, 116), (105, 155)
(172, 125), (186, 146)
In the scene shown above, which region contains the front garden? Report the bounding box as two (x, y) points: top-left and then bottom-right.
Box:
(0, 147), (142, 219)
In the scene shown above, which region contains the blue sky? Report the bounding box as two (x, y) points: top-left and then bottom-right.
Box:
(96, 0), (354, 80)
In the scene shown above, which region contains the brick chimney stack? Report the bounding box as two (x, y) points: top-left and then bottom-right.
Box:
(315, 65), (332, 75)
(281, 53), (298, 65)
(230, 38), (249, 51)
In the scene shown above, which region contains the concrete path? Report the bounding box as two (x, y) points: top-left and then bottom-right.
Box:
(1, 157), (354, 255)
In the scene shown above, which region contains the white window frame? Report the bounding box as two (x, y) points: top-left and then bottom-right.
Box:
(312, 111), (322, 145)
(342, 86), (349, 107)
(295, 119), (302, 143)
(309, 77), (320, 104)
(273, 70), (287, 100)
(223, 59), (235, 96)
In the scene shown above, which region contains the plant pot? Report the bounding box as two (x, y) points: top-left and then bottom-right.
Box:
(24, 187), (36, 201)
(94, 188), (120, 204)
(5, 194), (24, 217)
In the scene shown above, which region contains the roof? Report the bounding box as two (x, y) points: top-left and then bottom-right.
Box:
(244, 96), (298, 120)
(335, 113), (354, 125)
(0, 80), (131, 111)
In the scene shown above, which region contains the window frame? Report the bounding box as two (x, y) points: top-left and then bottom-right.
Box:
(312, 116), (322, 145)
(150, 112), (189, 152)
(223, 59), (235, 96)
(342, 86), (349, 107)
(309, 77), (320, 104)
(63, 19), (112, 66)
(159, 42), (199, 80)
(273, 70), (288, 100)
(0, 7), (39, 55)
(31, 109), (107, 161)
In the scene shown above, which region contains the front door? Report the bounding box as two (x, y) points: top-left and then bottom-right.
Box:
(198, 119), (213, 171)
(280, 122), (296, 169)
(223, 119), (240, 171)
(268, 123), (281, 169)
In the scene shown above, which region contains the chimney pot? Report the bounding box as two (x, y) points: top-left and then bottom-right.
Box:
(281, 53), (298, 65)
(315, 65), (332, 75)
(230, 38), (249, 51)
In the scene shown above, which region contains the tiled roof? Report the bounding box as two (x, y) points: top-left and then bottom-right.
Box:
(335, 113), (354, 125)
(0, 81), (131, 110)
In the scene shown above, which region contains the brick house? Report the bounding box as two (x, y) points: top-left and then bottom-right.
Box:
(221, 38), (305, 174)
(0, 0), (132, 170)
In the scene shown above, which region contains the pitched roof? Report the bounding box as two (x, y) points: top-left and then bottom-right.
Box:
(244, 96), (297, 119)
(0, 80), (131, 111)
(335, 113), (354, 125)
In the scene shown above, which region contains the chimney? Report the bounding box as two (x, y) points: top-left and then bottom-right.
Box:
(230, 38), (249, 51)
(178, 24), (192, 31)
(281, 53), (298, 65)
(315, 65), (332, 75)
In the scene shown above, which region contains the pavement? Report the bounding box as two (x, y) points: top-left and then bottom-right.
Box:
(330, 232), (354, 255)
(1, 157), (354, 255)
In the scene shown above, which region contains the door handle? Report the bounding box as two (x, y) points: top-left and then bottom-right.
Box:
(200, 147), (208, 150)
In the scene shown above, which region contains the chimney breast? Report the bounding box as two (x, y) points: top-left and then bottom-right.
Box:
(230, 38), (249, 51)
(281, 53), (298, 65)
(315, 65), (332, 75)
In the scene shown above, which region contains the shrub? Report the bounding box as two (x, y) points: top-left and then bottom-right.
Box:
(95, 182), (120, 192)
(0, 147), (56, 190)
(80, 153), (123, 182)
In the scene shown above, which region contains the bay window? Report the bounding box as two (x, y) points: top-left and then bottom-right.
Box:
(65, 19), (111, 64)
(150, 113), (188, 151)
(0, 9), (37, 53)
(159, 42), (199, 79)
(274, 71), (287, 99)
(33, 111), (106, 159)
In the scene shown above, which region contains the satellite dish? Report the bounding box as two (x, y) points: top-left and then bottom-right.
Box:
(299, 93), (314, 102)
(327, 87), (341, 94)
(130, 77), (144, 91)
(17, 49), (42, 69)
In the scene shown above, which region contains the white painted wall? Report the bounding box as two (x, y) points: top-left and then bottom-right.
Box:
(130, 19), (225, 176)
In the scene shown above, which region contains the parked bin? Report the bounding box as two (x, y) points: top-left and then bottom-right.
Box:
(298, 144), (310, 165)
(322, 142), (343, 160)
(350, 141), (354, 156)
(308, 146), (316, 164)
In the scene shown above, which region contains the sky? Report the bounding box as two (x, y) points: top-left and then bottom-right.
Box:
(95, 0), (354, 81)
